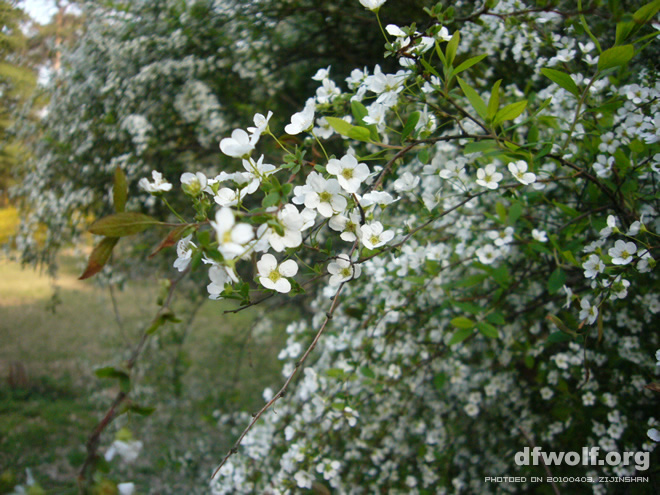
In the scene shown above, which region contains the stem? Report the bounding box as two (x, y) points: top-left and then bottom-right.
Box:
(161, 196), (187, 223)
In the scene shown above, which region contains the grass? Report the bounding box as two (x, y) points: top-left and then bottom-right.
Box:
(0, 252), (292, 493)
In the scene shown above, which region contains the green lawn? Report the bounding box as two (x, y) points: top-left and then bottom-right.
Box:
(0, 254), (292, 493)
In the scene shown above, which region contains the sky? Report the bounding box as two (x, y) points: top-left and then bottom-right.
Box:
(19, 0), (58, 25)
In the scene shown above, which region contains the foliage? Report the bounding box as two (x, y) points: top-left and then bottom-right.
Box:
(11, 0), (660, 494)
(0, 0), (37, 203)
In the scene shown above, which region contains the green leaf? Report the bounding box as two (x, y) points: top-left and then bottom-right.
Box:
(476, 321), (498, 338)
(421, 59), (441, 79)
(360, 366), (375, 379)
(127, 404), (156, 416)
(464, 139), (498, 154)
(351, 100), (369, 124)
(616, 0), (660, 45)
(433, 373), (447, 390)
(347, 126), (372, 142)
(325, 117), (354, 137)
(487, 79), (501, 121)
(262, 191), (280, 208)
(79, 237), (119, 280)
(486, 312), (506, 325)
(495, 201), (506, 223)
(113, 166), (128, 213)
(451, 54), (487, 77)
(597, 44), (634, 71)
(88, 212), (162, 237)
(450, 316), (475, 329)
(547, 268), (566, 295)
(401, 112), (420, 142)
(445, 31), (460, 67)
(492, 100), (527, 127)
(540, 68), (580, 97)
(95, 366), (129, 380)
(508, 202), (523, 225)
(457, 76), (487, 120)
(448, 327), (473, 346)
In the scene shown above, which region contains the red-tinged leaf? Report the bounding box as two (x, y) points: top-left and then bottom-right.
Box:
(149, 224), (190, 259)
(79, 237), (119, 280)
(114, 166), (128, 213)
(88, 212), (162, 237)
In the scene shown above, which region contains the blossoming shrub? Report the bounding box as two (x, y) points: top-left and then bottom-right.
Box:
(17, 0), (660, 493)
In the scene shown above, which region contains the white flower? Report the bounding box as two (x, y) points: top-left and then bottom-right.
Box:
(532, 229), (547, 242)
(173, 235), (195, 272)
(180, 172), (207, 196)
(361, 191), (395, 207)
(104, 439), (143, 464)
(648, 428), (660, 442)
(359, 221), (394, 249)
(294, 471), (314, 489)
(393, 171), (421, 192)
(241, 155), (277, 195)
(599, 215), (618, 238)
(476, 244), (500, 264)
(476, 164), (503, 189)
(246, 111), (273, 138)
(328, 254), (361, 286)
(609, 239), (637, 265)
(268, 204), (308, 252)
(326, 154), (370, 193)
(487, 227), (514, 247)
(508, 160), (536, 185)
(312, 66), (331, 81)
(329, 210), (362, 242)
(437, 26), (452, 42)
(285, 100), (315, 135)
(211, 208), (254, 260)
(293, 172), (347, 217)
(207, 264), (239, 300)
(582, 391), (596, 406)
(257, 254), (298, 293)
(118, 483), (135, 495)
(220, 128), (256, 158)
(358, 0), (386, 12)
(344, 406), (359, 426)
(214, 187), (248, 207)
(139, 171), (172, 194)
(579, 298), (598, 325)
(582, 254), (605, 279)
(316, 459), (341, 481)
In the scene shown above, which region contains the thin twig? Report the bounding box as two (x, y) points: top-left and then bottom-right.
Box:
(210, 274), (348, 480)
(518, 427), (561, 495)
(77, 266), (190, 493)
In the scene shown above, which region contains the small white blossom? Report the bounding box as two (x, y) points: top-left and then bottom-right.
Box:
(582, 254), (605, 279)
(609, 239), (637, 265)
(532, 229), (547, 242)
(285, 100), (315, 135)
(359, 221), (394, 249)
(476, 164), (503, 189)
(257, 254), (298, 293)
(173, 235), (195, 272)
(211, 208), (254, 260)
(328, 254), (361, 286)
(180, 172), (207, 196)
(139, 171), (172, 194)
(508, 160), (536, 185)
(220, 128), (256, 158)
(579, 298), (598, 325)
(327, 154), (370, 193)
